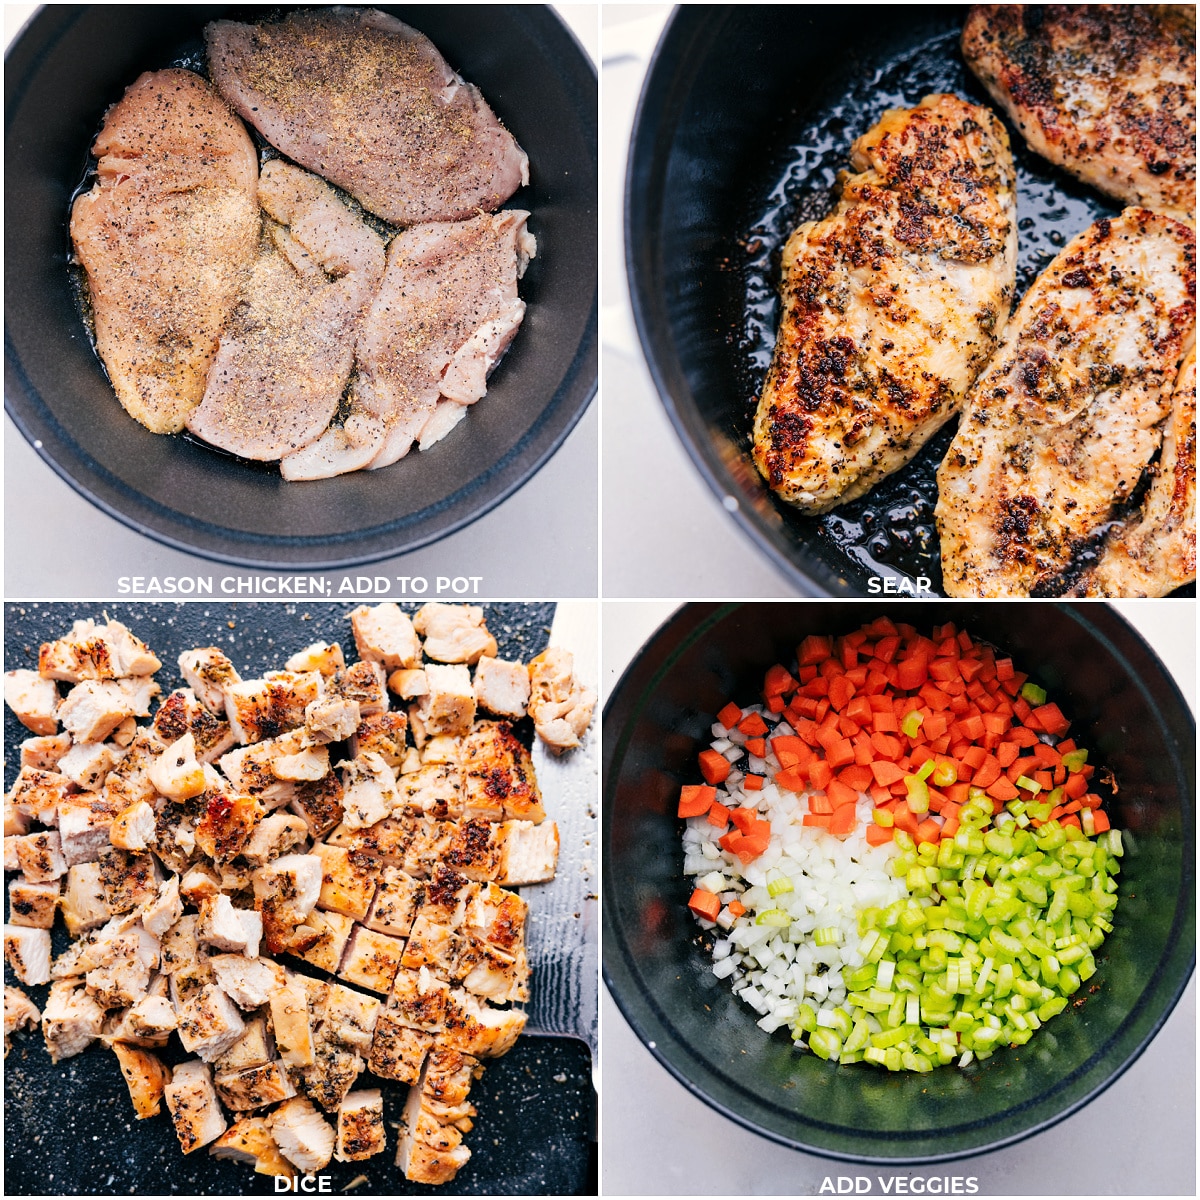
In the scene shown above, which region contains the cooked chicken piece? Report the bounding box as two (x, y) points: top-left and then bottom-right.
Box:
(180, 862), (224, 907)
(286, 908), (356, 975)
(350, 604), (423, 671)
(62, 862), (113, 936)
(109, 993), (178, 1045)
(84, 928), (156, 1009)
(159, 915), (202, 979)
(963, 5), (1195, 215)
(42, 979), (105, 1060)
(327, 661), (389, 718)
(209, 954), (286, 1010)
(364, 865), (421, 939)
(270, 977), (316, 1068)
(422, 735), (461, 765)
(283, 642), (344, 678)
(753, 94), (1017, 511)
(4, 924), (51, 986)
(1073, 345), (1196, 596)
(20, 732), (74, 771)
(154, 688), (237, 763)
(110, 717), (138, 748)
(8, 876), (61, 929)
(349, 711), (408, 768)
(101, 730), (164, 816)
(368, 1011), (433, 1084)
(296, 1036), (365, 1112)
(198, 894), (263, 957)
(212, 1014), (272, 1073)
(395, 763), (463, 823)
(387, 966), (451, 1033)
(396, 1049), (482, 1184)
(309, 212), (534, 477)
(530, 647), (597, 753)
(147, 731), (206, 800)
(467, 883), (528, 957)
(460, 721), (545, 823)
(4, 804), (30, 847)
(242, 814), (309, 869)
(165, 1059), (229, 1152)
(410, 664), (476, 745)
(207, 8), (527, 226)
(196, 789), (267, 864)
(111, 1042), (172, 1118)
(14, 830), (68, 883)
(59, 677), (159, 744)
(171, 961), (218, 1009)
(5, 986), (41, 1055)
(270, 1096), (337, 1173)
(211, 1115), (293, 1175)
(418, 816), (561, 891)
(110, 799), (156, 852)
(462, 944), (528, 1004)
(59, 741), (126, 792)
(413, 604), (497, 665)
(177, 648), (242, 716)
(8, 766), (72, 827)
(319, 983), (382, 1054)
(38, 619), (162, 683)
(4, 670), (60, 734)
(305, 695), (362, 744)
(177, 983), (248, 1061)
(937, 209), (1196, 596)
(401, 915), (466, 983)
(69, 68), (256, 430)
(57, 797), (116, 869)
(98, 847), (161, 913)
(338, 926), (406, 994)
(289, 773), (346, 839)
(253, 853), (324, 952)
(388, 668), (429, 700)
(139, 876), (183, 938)
(336, 1089), (386, 1162)
(188, 161), (385, 460)
(416, 864), (477, 928)
(310, 843), (377, 921)
(216, 1060), (297, 1111)
(438, 985), (527, 1059)
(338, 753), (398, 830)
(220, 738), (304, 809)
(225, 672), (322, 744)
(473, 656), (530, 721)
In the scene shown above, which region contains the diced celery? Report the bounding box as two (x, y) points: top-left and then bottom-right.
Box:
(1020, 681), (1047, 705)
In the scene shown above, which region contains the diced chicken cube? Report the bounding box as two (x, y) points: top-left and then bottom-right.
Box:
(401, 914), (462, 977)
(59, 741), (126, 792)
(320, 983), (381, 1053)
(483, 819), (559, 886)
(39, 619), (161, 682)
(4, 924), (52, 985)
(110, 799), (156, 851)
(178, 647), (242, 715)
(270, 977), (316, 1067)
(101, 731), (164, 814)
(84, 929), (155, 1008)
(165, 1059), (228, 1153)
(216, 1060), (298, 1111)
(5, 985), (41, 1055)
(286, 641), (346, 676)
(180, 861), (223, 906)
(368, 1011), (433, 1083)
(242, 813), (309, 868)
(212, 1014), (272, 1073)
(387, 967), (450, 1032)
(198, 894), (262, 957)
(287, 908), (356, 974)
(176, 983), (247, 1061)
(8, 766), (72, 825)
(296, 1037), (365, 1112)
(58, 677), (159, 743)
(140, 876), (183, 938)
(388, 668), (428, 699)
(148, 732), (207, 799)
(528, 647), (596, 753)
(460, 721), (544, 823)
(288, 773), (345, 838)
(195, 788), (266, 864)
(209, 954), (287, 1009)
(473, 656), (530, 720)
(170, 960), (217, 1008)
(313, 843), (378, 920)
(349, 711), (408, 767)
(466, 882), (527, 956)
(328, 660), (388, 717)
(114, 993), (179, 1044)
(62, 861), (113, 935)
(270, 1097), (336, 1173)
(273, 739), (330, 782)
(225, 672), (320, 744)
(154, 688), (237, 763)
(395, 1049), (481, 1184)
(416, 863), (478, 927)
(350, 604), (422, 670)
(409, 664), (476, 745)
(305, 694), (361, 743)
(413, 603), (497, 665)
(364, 865), (419, 938)
(253, 853), (323, 950)
(112, 1042), (172, 1118)
(57, 797), (115, 868)
(210, 1116), (293, 1176)
(42, 978), (105, 1061)
(19, 732), (73, 771)
(396, 762), (463, 820)
(338, 752), (398, 830)
(433, 985), (527, 1058)
(336, 1089), (386, 1161)
(159, 914), (201, 976)
(338, 926), (405, 994)
(98, 846), (161, 913)
(7, 876), (60, 929)
(4, 669), (60, 734)
(14, 830), (67, 882)
(420, 735), (460, 765)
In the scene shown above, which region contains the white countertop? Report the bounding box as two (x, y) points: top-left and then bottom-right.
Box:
(601, 599), (1197, 1196)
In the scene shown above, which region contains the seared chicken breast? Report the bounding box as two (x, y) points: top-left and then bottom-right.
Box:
(963, 5), (1196, 215)
(753, 94), (1018, 512)
(937, 208), (1196, 596)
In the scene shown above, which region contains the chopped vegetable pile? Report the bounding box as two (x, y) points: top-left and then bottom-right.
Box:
(681, 617), (1122, 1070)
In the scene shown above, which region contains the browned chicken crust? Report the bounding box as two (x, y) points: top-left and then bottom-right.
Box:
(963, 5), (1196, 214)
(753, 94), (1018, 512)
(936, 208), (1196, 597)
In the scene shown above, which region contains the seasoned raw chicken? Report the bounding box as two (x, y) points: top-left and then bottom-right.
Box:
(937, 209), (1196, 596)
(753, 94), (1017, 511)
(187, 161), (386, 460)
(1072, 345), (1196, 596)
(165, 1059), (229, 1153)
(963, 5), (1196, 215)
(4, 671), (59, 734)
(207, 8), (528, 227)
(69, 69), (258, 432)
(283, 211), (535, 479)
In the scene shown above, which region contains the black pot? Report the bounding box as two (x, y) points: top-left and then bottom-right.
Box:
(602, 602), (1195, 1161)
(625, 5), (1191, 598)
(5, 5), (597, 569)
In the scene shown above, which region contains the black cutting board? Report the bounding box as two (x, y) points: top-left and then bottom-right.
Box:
(3, 601), (595, 1196)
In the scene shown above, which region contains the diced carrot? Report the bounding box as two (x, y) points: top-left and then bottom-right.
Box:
(873, 711), (900, 734)
(846, 695), (874, 725)
(688, 888), (722, 921)
(1079, 792), (1103, 809)
(986, 776), (1019, 802)
(869, 784), (893, 806)
(914, 818), (941, 846)
(802, 813), (832, 829)
(1059, 814), (1081, 830)
(1091, 809), (1111, 833)
(809, 760), (833, 791)
(869, 760), (905, 787)
(744, 737), (767, 758)
(698, 749), (731, 785)
(678, 784), (716, 817)
(996, 741), (1020, 768)
(826, 779), (859, 808)
(995, 658), (1014, 681)
(838, 765), (874, 793)
(865, 823), (894, 846)
(961, 744), (987, 770)
(972, 756), (1002, 789)
(829, 804), (857, 836)
(828, 675), (856, 712)
(1063, 773), (1089, 800)
(766, 695), (786, 713)
(763, 663), (796, 698)
(893, 807), (920, 836)
(940, 817), (960, 840)
(738, 711), (769, 737)
(1031, 703), (1070, 736)
(717, 702), (742, 730)
(729, 807), (758, 835)
(824, 737), (856, 769)
(1032, 743), (1062, 767)
(896, 658), (928, 690)
(809, 792), (833, 815)
(743, 773), (764, 792)
(727, 899), (747, 918)
(798, 635), (832, 666)
(707, 801), (731, 828)
(774, 765), (807, 793)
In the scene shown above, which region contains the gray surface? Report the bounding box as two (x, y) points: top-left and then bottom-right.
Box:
(3, 4), (598, 600)
(601, 601), (1197, 1197)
